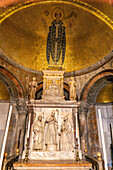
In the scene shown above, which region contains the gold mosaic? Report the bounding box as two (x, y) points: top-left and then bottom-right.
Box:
(96, 83), (113, 103)
(0, 81), (10, 100)
(0, 1), (113, 72)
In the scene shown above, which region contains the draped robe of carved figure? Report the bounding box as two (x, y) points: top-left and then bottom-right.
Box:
(69, 77), (76, 101)
(45, 111), (57, 145)
(60, 116), (73, 151)
(33, 115), (43, 150)
(29, 77), (37, 100)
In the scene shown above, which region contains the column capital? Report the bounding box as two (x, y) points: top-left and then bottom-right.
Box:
(79, 100), (90, 112)
(16, 98), (27, 115)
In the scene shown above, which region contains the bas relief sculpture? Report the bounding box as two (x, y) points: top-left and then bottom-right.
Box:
(69, 77), (76, 101)
(33, 115), (44, 150)
(45, 80), (62, 97)
(32, 110), (74, 153)
(45, 110), (58, 151)
(29, 77), (38, 100)
(60, 116), (74, 152)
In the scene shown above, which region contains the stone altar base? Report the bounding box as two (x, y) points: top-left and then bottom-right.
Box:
(13, 160), (92, 170)
(25, 100), (81, 160)
(29, 151), (75, 160)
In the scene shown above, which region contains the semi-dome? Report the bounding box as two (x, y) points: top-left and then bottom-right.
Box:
(0, 0), (113, 73)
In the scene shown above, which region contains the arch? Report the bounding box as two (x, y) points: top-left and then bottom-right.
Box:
(0, 73), (18, 99)
(0, 66), (24, 99)
(96, 83), (113, 103)
(80, 69), (113, 104)
(0, 80), (10, 100)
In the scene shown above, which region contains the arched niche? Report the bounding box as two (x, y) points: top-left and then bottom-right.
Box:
(0, 66), (24, 101)
(0, 80), (10, 100)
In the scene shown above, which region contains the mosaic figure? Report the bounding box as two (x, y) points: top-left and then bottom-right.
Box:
(47, 8), (66, 65)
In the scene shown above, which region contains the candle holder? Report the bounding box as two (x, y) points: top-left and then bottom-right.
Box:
(75, 138), (80, 161)
(4, 152), (7, 163)
(97, 152), (102, 161)
(24, 138), (29, 163)
(16, 148), (19, 156)
(84, 147), (88, 155)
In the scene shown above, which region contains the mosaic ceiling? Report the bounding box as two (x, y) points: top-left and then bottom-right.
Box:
(0, 81), (10, 100)
(0, 0), (113, 72)
(96, 83), (113, 103)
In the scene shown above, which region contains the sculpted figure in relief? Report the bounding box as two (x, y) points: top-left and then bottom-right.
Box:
(45, 80), (62, 97)
(60, 116), (73, 152)
(69, 77), (76, 101)
(29, 77), (38, 100)
(45, 110), (58, 146)
(33, 115), (44, 150)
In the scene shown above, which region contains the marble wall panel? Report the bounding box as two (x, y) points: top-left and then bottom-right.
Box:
(0, 103), (9, 156)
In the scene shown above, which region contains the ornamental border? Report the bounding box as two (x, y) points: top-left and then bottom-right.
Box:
(0, 0), (113, 29)
(0, 49), (113, 76)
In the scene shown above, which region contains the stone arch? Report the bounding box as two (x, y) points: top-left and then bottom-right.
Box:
(0, 66), (24, 100)
(87, 75), (113, 104)
(80, 69), (113, 103)
(79, 69), (113, 156)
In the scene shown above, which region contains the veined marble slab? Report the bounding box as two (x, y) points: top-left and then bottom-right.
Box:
(29, 151), (75, 160)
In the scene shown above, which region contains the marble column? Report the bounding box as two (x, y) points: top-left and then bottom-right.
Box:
(73, 105), (82, 159)
(15, 98), (27, 159)
(79, 101), (89, 158)
(87, 105), (99, 156)
(24, 106), (34, 153)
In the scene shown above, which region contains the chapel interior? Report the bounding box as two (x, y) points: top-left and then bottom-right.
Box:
(0, 0), (113, 169)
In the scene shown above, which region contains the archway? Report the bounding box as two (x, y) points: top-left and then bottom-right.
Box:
(0, 66), (24, 100)
(79, 69), (113, 156)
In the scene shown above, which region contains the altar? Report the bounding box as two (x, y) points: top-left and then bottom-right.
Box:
(24, 100), (81, 160)
(23, 69), (82, 161)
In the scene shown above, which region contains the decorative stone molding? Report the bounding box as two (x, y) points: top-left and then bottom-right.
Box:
(80, 70), (113, 102)
(0, 49), (113, 77)
(0, 0), (113, 29)
(0, 66), (24, 98)
(65, 50), (113, 77)
(0, 72), (18, 100)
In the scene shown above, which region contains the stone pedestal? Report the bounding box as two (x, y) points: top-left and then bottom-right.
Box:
(42, 70), (65, 101)
(13, 160), (92, 170)
(29, 151), (75, 160)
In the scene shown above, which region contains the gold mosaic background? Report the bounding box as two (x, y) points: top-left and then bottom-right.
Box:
(96, 83), (113, 103)
(0, 2), (113, 72)
(0, 81), (10, 100)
